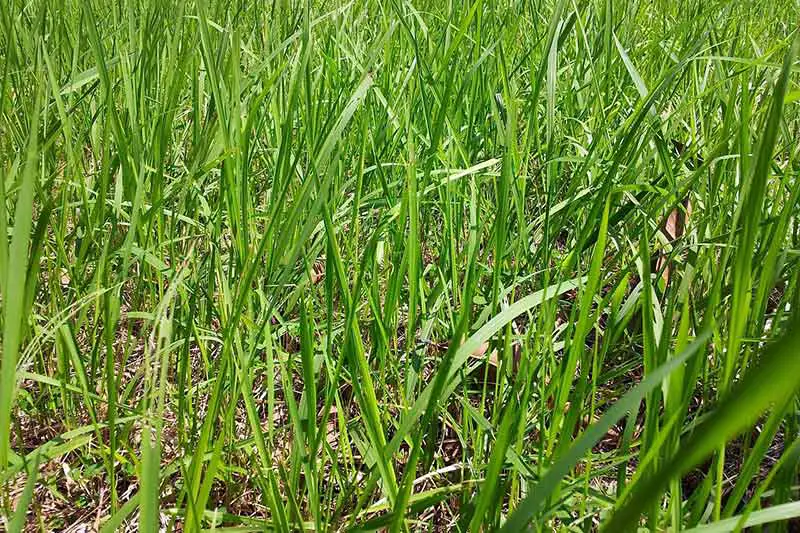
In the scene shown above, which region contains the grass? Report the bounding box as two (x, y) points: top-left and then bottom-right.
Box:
(1, 0), (800, 531)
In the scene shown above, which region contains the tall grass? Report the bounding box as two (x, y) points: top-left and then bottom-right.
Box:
(1, 0), (800, 531)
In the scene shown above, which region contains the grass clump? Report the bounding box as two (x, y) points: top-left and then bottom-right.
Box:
(1, 0), (800, 531)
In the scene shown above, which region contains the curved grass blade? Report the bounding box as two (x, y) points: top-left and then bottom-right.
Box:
(683, 501), (800, 533)
(500, 332), (711, 532)
(602, 319), (800, 532)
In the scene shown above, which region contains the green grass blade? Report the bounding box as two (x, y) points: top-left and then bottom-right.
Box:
(602, 319), (800, 532)
(0, 85), (40, 471)
(500, 332), (711, 531)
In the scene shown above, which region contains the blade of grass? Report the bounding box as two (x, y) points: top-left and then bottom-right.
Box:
(602, 318), (800, 532)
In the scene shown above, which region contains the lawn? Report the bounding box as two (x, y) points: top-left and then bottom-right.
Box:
(1, 0), (800, 531)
